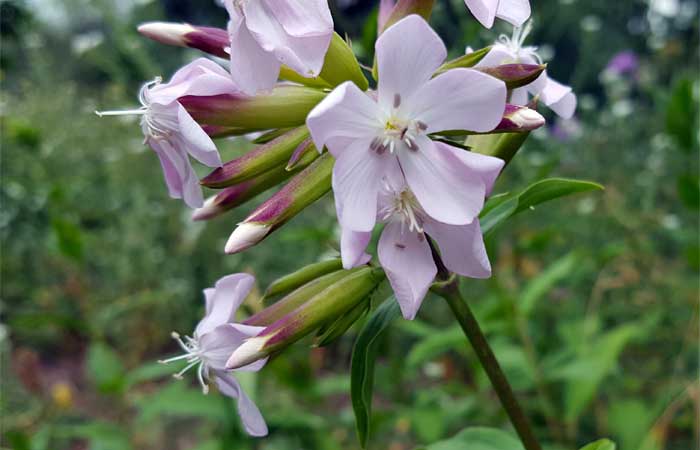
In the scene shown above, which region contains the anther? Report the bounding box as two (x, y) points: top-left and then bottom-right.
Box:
(393, 93), (401, 109)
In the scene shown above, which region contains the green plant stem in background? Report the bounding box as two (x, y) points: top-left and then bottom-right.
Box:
(433, 280), (543, 450)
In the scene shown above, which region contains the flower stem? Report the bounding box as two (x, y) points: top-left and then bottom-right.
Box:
(432, 280), (543, 450)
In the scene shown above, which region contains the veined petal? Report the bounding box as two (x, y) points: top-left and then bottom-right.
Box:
(398, 136), (485, 226)
(464, 0), (499, 28)
(378, 221), (436, 320)
(475, 44), (517, 67)
(340, 227), (372, 269)
(540, 76), (576, 119)
(435, 141), (504, 195)
(496, 0), (531, 27)
(407, 68), (506, 133)
(213, 371), (268, 437)
(196, 273), (255, 336)
(177, 105), (222, 167)
(265, 0), (332, 37)
(424, 219), (491, 278)
(150, 138), (203, 209)
(376, 15), (446, 111)
(306, 81), (382, 154)
(199, 324), (248, 370)
(510, 86), (529, 105)
(228, 11), (281, 95)
(332, 138), (394, 232)
(149, 58), (238, 105)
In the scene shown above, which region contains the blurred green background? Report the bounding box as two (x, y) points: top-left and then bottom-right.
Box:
(1, 0), (698, 449)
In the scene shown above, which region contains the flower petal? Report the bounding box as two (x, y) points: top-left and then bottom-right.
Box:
(376, 15), (446, 110)
(496, 0), (531, 27)
(177, 105), (222, 167)
(213, 371), (268, 437)
(378, 221), (436, 320)
(398, 137), (485, 225)
(475, 44), (517, 67)
(264, 0), (333, 37)
(407, 68), (506, 133)
(340, 227), (372, 269)
(196, 273), (255, 336)
(227, 9), (281, 95)
(306, 81), (382, 155)
(464, 0), (499, 28)
(540, 76), (576, 119)
(149, 58), (238, 105)
(150, 138), (204, 209)
(424, 219), (492, 278)
(434, 140), (504, 195)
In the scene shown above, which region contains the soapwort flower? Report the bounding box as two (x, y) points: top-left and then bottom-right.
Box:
(223, 0), (334, 95)
(96, 58), (239, 208)
(338, 153), (502, 320)
(464, 0), (531, 29)
(306, 15), (506, 234)
(159, 273), (268, 436)
(476, 21), (577, 119)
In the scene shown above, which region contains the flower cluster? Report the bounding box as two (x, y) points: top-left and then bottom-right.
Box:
(100, 0), (577, 438)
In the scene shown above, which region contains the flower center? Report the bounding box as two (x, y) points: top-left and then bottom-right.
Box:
(380, 185), (425, 233)
(370, 94), (428, 155)
(158, 331), (210, 394)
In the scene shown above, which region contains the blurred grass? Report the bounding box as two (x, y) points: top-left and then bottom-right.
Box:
(1, 0), (698, 449)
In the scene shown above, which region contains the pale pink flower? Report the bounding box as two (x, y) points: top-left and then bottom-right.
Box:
(475, 22), (577, 119)
(159, 273), (268, 436)
(306, 15), (506, 234)
(339, 164), (502, 320)
(223, 0), (333, 95)
(464, 0), (531, 28)
(97, 58), (239, 208)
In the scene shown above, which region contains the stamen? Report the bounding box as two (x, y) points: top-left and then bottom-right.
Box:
(158, 353), (193, 364)
(393, 93), (401, 109)
(416, 121), (428, 131)
(197, 363), (209, 394)
(173, 360), (199, 379)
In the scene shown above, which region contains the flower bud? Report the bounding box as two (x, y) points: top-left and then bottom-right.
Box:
(262, 259), (345, 300)
(246, 267), (355, 326)
(201, 127), (310, 188)
(179, 86), (327, 134)
(433, 46), (491, 76)
(477, 63), (547, 90)
(286, 138), (319, 171)
(226, 267), (385, 369)
(138, 22), (229, 58)
(493, 104), (545, 132)
(224, 153), (334, 254)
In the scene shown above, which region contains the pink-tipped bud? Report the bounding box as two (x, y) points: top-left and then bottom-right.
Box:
(137, 22), (193, 47)
(494, 104), (545, 132)
(225, 223), (271, 254)
(138, 22), (229, 59)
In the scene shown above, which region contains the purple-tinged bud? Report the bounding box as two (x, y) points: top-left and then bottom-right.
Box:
(226, 267), (385, 369)
(477, 63), (546, 90)
(380, 0), (435, 33)
(180, 86), (327, 133)
(224, 153), (334, 254)
(201, 127), (309, 188)
(138, 22), (229, 59)
(493, 104), (545, 132)
(286, 138), (318, 171)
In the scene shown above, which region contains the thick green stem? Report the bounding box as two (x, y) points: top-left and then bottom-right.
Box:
(433, 280), (543, 450)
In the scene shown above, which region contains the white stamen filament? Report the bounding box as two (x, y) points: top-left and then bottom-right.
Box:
(497, 20), (542, 64)
(379, 182), (425, 234)
(159, 330), (210, 394)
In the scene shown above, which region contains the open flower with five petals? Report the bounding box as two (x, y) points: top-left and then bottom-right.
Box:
(97, 58), (239, 208)
(223, 0), (333, 95)
(159, 273), (268, 436)
(306, 15), (506, 236)
(475, 22), (577, 118)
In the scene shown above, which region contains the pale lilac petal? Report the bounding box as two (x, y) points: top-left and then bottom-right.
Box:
(229, 324), (269, 372)
(378, 0), (396, 30)
(306, 81), (382, 155)
(435, 141), (504, 195)
(475, 44), (517, 67)
(524, 70), (548, 96)
(196, 273), (255, 336)
(378, 221), (436, 320)
(244, 0), (331, 77)
(265, 0), (333, 37)
(496, 0), (531, 27)
(150, 138), (204, 209)
(406, 68), (506, 133)
(177, 105), (222, 167)
(424, 219), (492, 278)
(510, 86), (529, 106)
(332, 138), (395, 232)
(398, 136), (485, 226)
(149, 58), (238, 104)
(540, 76), (577, 119)
(214, 371), (268, 437)
(376, 15), (446, 110)
(340, 227), (372, 269)
(204, 288), (216, 315)
(199, 324), (248, 370)
(228, 10), (281, 95)
(464, 0), (499, 28)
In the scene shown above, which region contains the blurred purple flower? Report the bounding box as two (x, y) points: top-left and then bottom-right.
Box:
(605, 50), (639, 77)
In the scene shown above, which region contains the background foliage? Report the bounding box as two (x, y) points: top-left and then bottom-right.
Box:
(1, 0), (698, 449)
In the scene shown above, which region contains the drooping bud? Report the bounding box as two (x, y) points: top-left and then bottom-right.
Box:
(179, 86), (326, 134)
(201, 127), (309, 188)
(138, 22), (229, 59)
(433, 46), (492, 76)
(262, 259), (345, 300)
(224, 153), (334, 254)
(246, 267), (355, 326)
(477, 63), (547, 90)
(226, 267), (385, 369)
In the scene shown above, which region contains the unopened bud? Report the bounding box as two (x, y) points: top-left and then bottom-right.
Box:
(226, 267), (385, 369)
(286, 138), (319, 171)
(477, 63), (547, 90)
(201, 127), (309, 188)
(224, 153), (334, 254)
(262, 259), (345, 300)
(493, 104), (545, 132)
(138, 22), (229, 58)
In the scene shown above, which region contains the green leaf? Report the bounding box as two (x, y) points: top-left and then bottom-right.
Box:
(666, 77), (699, 152)
(50, 217), (83, 261)
(86, 342), (126, 394)
(406, 325), (464, 370)
(54, 423), (131, 450)
(677, 173), (700, 210)
(481, 178), (604, 234)
(519, 251), (580, 317)
(124, 360), (178, 388)
(579, 438), (617, 450)
(419, 427), (524, 450)
(350, 299), (401, 448)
